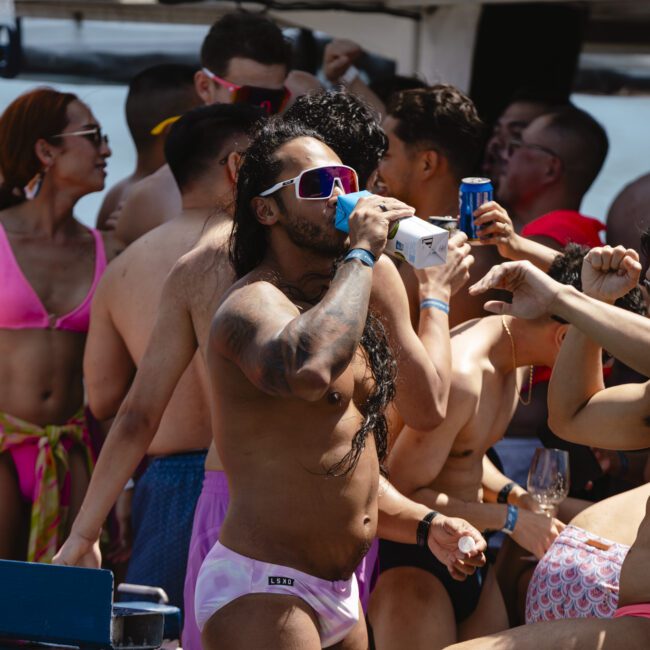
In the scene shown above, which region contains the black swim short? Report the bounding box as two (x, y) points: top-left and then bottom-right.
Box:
(379, 538), (489, 623)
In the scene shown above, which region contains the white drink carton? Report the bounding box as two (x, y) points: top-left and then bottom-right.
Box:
(335, 191), (449, 268)
(384, 217), (448, 268)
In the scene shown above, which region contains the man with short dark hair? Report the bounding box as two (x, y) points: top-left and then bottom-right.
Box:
(499, 105), (609, 249)
(115, 12), (294, 245)
(96, 64), (200, 230)
(374, 85), (491, 327)
(482, 89), (560, 191)
(74, 104), (261, 610)
(195, 13), (292, 108)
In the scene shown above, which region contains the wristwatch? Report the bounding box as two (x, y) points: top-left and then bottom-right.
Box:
(497, 481), (517, 504)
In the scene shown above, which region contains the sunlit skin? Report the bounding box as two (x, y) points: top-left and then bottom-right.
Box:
(116, 57), (290, 244)
(196, 57), (288, 106)
(0, 99), (119, 560)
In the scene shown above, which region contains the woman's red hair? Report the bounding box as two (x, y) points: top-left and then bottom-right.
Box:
(0, 87), (78, 209)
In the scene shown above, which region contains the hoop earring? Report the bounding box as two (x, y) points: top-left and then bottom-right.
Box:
(23, 169), (46, 200)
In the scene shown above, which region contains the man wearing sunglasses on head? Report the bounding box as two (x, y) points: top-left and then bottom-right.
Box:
(115, 12), (295, 246)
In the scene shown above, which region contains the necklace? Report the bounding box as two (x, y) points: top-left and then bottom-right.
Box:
(501, 315), (534, 406)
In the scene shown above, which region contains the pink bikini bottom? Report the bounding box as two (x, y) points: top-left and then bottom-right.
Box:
(526, 525), (630, 622)
(614, 604), (650, 620)
(195, 541), (360, 647)
(9, 436), (75, 506)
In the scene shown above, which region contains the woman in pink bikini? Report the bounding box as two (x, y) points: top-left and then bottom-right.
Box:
(0, 87), (120, 563)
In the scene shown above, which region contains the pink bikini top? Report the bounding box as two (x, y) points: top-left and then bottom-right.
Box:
(0, 223), (107, 332)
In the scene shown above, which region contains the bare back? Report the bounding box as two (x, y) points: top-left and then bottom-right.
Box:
(160, 223), (237, 469)
(114, 166), (181, 245)
(98, 213), (222, 454)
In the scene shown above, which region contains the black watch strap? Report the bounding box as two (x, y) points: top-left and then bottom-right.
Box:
(416, 510), (438, 547)
(497, 481), (516, 504)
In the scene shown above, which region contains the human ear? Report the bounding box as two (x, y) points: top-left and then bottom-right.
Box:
(555, 323), (569, 348)
(225, 151), (242, 185)
(421, 149), (439, 180)
(546, 155), (563, 183)
(34, 138), (54, 168)
(251, 196), (279, 226)
(194, 70), (214, 105)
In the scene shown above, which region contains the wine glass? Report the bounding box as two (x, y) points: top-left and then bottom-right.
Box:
(527, 448), (570, 517)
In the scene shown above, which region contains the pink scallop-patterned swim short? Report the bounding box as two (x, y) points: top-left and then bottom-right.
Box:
(526, 524), (630, 623)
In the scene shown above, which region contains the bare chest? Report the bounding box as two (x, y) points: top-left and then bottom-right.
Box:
(450, 371), (521, 460)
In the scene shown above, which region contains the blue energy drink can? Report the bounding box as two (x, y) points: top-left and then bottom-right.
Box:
(459, 177), (493, 241)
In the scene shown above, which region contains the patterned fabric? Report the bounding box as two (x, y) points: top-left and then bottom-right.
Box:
(526, 525), (630, 622)
(195, 541), (360, 647)
(0, 409), (93, 563)
(126, 450), (207, 611)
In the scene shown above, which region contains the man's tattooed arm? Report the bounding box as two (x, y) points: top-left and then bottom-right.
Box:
(212, 260), (373, 400)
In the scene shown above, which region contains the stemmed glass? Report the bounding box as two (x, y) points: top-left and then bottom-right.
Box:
(527, 448), (570, 517)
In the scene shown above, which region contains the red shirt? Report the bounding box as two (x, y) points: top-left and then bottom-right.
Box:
(521, 209), (605, 248)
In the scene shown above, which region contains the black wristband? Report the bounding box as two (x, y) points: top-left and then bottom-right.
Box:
(416, 510), (438, 548)
(497, 481), (516, 504)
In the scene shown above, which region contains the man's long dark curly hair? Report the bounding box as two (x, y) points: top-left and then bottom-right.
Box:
(283, 89), (387, 189)
(231, 118), (396, 476)
(230, 118), (320, 279)
(327, 308), (396, 478)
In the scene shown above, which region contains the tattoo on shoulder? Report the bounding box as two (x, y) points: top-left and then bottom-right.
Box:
(220, 312), (257, 358)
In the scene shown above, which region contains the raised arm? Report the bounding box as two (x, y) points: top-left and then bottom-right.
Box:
(548, 246), (650, 449)
(212, 196), (412, 401)
(54, 264), (200, 567)
(469, 258), (650, 374)
(473, 201), (558, 271)
(370, 232), (472, 429)
(322, 39), (386, 116)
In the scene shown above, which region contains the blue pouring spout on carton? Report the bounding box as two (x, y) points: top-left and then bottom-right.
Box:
(335, 191), (449, 269)
(335, 190), (373, 233)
